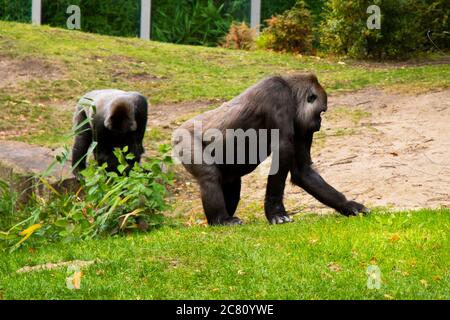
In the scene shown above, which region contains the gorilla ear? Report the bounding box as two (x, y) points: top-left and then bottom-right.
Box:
(307, 93), (317, 104)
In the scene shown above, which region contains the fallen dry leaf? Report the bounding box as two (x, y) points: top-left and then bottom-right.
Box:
(432, 275), (442, 282)
(327, 262), (342, 272)
(389, 234), (401, 242)
(71, 271), (82, 290)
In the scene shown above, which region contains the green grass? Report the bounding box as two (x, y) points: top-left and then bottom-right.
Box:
(0, 21), (449, 148)
(1, 209), (448, 300)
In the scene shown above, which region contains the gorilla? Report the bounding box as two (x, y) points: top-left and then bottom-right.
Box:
(72, 89), (148, 176)
(173, 73), (369, 226)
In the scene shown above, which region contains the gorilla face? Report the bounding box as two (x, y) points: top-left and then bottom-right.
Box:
(307, 93), (326, 131)
(301, 83), (327, 132)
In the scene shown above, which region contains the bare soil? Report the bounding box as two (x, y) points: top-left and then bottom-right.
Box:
(0, 55), (62, 89)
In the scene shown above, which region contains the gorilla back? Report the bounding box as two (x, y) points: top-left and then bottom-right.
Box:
(173, 73), (369, 226)
(72, 89), (148, 176)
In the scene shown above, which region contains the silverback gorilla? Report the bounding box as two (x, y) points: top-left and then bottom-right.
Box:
(173, 73), (369, 226)
(72, 89), (148, 176)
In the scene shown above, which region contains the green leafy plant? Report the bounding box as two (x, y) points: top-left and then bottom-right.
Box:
(260, 0), (314, 54)
(152, 0), (232, 46)
(319, 0), (449, 59)
(0, 179), (18, 231)
(1, 145), (174, 251)
(41, 0), (140, 37)
(0, 0), (32, 23)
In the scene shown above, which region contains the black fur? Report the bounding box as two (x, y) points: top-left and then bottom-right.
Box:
(174, 73), (369, 226)
(72, 89), (148, 176)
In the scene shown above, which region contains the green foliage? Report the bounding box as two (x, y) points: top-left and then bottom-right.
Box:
(1, 145), (174, 250)
(0, 0), (31, 23)
(41, 0), (139, 37)
(319, 0), (449, 59)
(152, 0), (231, 46)
(224, 0), (325, 27)
(0, 179), (18, 230)
(261, 0), (314, 54)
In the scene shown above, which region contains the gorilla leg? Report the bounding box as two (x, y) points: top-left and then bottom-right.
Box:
(196, 166), (243, 226)
(265, 169), (293, 224)
(222, 178), (241, 217)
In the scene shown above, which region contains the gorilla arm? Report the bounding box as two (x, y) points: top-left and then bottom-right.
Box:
(72, 105), (93, 176)
(290, 132), (369, 216)
(131, 93), (148, 159)
(263, 83), (297, 224)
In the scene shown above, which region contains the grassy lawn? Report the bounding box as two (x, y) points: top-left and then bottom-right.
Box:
(0, 21), (449, 148)
(0, 209), (448, 300)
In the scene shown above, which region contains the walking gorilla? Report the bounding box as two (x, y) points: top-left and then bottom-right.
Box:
(173, 73), (369, 226)
(72, 89), (148, 176)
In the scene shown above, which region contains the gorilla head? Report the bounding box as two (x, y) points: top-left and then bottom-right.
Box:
(285, 73), (328, 132)
(104, 97), (139, 133)
(72, 89), (148, 176)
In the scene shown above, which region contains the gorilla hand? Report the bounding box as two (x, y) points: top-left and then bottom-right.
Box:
(338, 200), (370, 216)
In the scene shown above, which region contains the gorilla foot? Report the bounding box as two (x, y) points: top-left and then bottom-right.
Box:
(267, 214), (293, 225)
(212, 216), (243, 226)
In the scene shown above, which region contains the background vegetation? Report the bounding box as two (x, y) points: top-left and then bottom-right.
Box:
(320, 0), (450, 59)
(1, 0), (447, 58)
(41, 0), (140, 37)
(0, 0), (31, 23)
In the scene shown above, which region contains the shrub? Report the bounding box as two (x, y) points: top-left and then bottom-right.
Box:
(319, 0), (449, 59)
(0, 0), (31, 23)
(222, 22), (256, 50)
(260, 0), (314, 54)
(1, 145), (174, 251)
(0, 179), (18, 231)
(152, 0), (232, 46)
(41, 0), (140, 37)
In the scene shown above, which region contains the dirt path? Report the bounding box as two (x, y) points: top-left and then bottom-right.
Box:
(169, 88), (450, 217)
